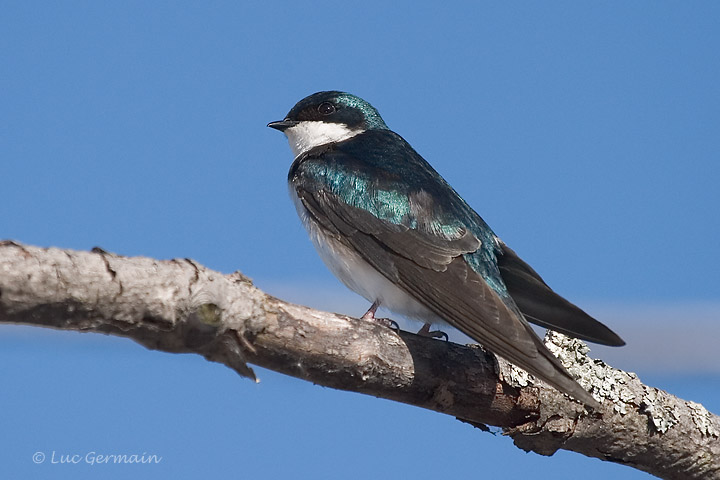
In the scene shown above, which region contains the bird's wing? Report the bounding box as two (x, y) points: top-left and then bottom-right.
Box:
(296, 187), (599, 407)
(498, 243), (625, 346)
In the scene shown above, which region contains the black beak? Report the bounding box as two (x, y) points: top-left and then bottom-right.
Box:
(267, 119), (298, 132)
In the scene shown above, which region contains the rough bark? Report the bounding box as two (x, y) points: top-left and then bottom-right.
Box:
(0, 241), (718, 479)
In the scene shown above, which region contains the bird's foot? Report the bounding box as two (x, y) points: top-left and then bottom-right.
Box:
(360, 301), (399, 331)
(371, 316), (400, 331)
(417, 323), (448, 341)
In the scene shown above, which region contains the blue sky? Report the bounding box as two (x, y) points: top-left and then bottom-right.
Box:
(1, 2), (718, 479)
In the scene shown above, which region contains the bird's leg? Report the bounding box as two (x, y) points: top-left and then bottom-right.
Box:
(361, 300), (381, 320)
(417, 323), (449, 341)
(360, 300), (399, 330)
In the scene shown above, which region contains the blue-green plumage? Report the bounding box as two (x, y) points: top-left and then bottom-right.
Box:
(288, 129), (509, 299)
(270, 91), (624, 408)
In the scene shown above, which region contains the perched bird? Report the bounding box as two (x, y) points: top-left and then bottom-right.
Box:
(268, 91), (624, 408)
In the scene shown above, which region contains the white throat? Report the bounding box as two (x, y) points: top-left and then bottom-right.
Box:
(284, 121), (364, 158)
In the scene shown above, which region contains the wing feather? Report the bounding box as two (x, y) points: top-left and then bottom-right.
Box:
(498, 244), (625, 346)
(298, 188), (599, 407)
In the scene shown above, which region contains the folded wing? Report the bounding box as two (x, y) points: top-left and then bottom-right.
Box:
(297, 187), (600, 407)
(498, 244), (625, 346)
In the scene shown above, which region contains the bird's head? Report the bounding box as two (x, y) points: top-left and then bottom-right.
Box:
(268, 91), (388, 157)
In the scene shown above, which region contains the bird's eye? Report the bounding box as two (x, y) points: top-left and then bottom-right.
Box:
(318, 102), (335, 115)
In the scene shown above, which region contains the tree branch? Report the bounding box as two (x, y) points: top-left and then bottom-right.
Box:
(1, 241), (718, 479)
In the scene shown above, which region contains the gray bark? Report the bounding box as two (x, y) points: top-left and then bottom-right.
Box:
(0, 241), (718, 479)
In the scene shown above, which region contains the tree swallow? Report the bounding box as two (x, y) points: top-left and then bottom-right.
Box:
(269, 91), (624, 408)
